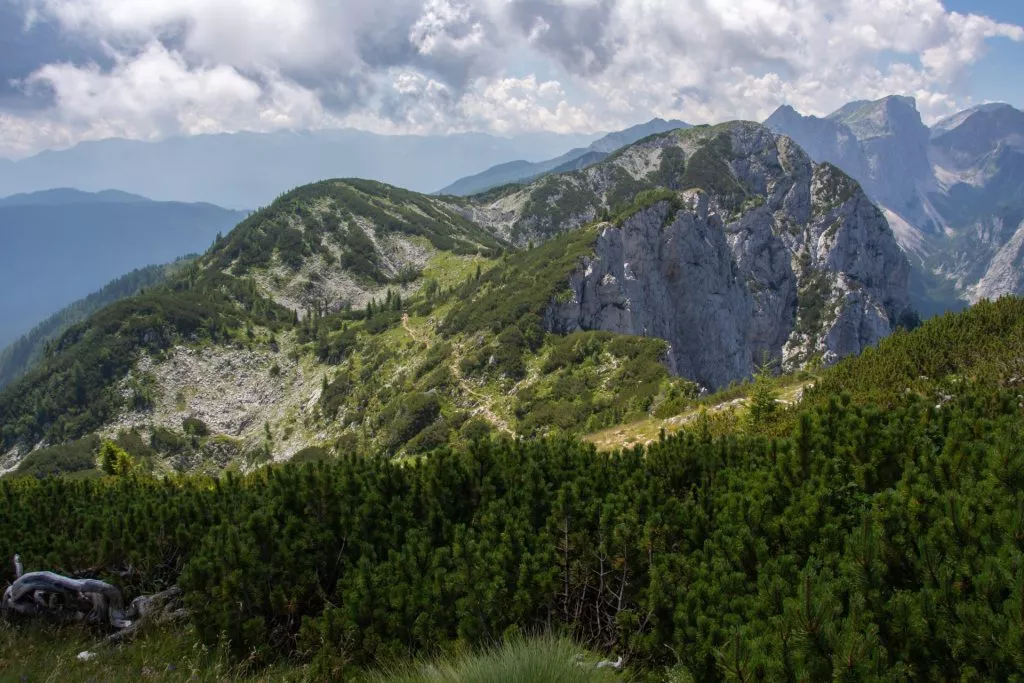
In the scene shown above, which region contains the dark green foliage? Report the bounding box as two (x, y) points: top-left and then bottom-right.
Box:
(363, 310), (403, 335)
(513, 176), (600, 241)
(337, 222), (384, 283)
(11, 435), (101, 479)
(319, 372), (353, 420)
(459, 417), (493, 443)
(518, 331), (673, 435)
(647, 145), (687, 188)
(443, 226), (599, 335)
(150, 427), (190, 456)
(302, 322), (358, 365)
(611, 189), (682, 227)
(813, 163), (859, 216)
(182, 417), (210, 438)
(679, 133), (749, 212)
(811, 296), (1024, 405)
(603, 166), (649, 212)
(404, 419), (451, 454)
(3, 298), (1024, 681)
(516, 313), (546, 352)
(795, 270), (834, 336)
(378, 392), (443, 453)
(416, 341), (453, 380)
(290, 446), (331, 464)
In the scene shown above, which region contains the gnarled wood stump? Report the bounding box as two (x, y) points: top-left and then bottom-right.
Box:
(2, 554), (184, 640)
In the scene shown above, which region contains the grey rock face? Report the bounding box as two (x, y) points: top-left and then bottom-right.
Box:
(767, 96), (933, 228)
(546, 125), (911, 389)
(767, 96), (1024, 306)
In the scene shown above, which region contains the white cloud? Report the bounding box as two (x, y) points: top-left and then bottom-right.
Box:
(1, 0), (1021, 156)
(17, 42), (330, 144)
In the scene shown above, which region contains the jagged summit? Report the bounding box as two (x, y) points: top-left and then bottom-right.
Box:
(460, 120), (912, 386)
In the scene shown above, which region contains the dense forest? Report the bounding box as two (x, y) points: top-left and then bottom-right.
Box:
(1, 298), (1022, 680)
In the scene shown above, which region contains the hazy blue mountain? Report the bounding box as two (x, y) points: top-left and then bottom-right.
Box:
(0, 188), (150, 207)
(439, 118), (691, 196)
(766, 96), (1024, 311)
(0, 189), (245, 348)
(437, 158), (570, 197)
(0, 129), (600, 210)
(544, 150), (609, 175)
(0, 258), (194, 389)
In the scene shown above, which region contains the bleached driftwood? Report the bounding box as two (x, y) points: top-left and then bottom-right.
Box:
(105, 586), (186, 644)
(2, 570), (133, 627)
(2, 554), (184, 638)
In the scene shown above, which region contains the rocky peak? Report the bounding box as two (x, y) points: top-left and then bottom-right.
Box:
(829, 96), (926, 141)
(543, 127), (912, 389)
(931, 104), (1024, 163)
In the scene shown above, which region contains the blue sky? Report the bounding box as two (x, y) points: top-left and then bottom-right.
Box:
(0, 0), (1022, 157)
(946, 0), (1024, 108)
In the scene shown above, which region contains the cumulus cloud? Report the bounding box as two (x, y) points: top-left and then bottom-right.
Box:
(0, 0), (1021, 156)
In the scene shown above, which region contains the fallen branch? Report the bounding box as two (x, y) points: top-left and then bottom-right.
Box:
(2, 571), (133, 628)
(2, 555), (184, 638)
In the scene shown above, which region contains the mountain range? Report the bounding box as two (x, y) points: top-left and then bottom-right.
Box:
(0, 129), (600, 209)
(0, 121), (915, 473)
(438, 118), (691, 196)
(0, 189), (245, 349)
(766, 96), (1024, 312)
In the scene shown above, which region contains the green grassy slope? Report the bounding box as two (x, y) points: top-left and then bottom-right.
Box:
(0, 180), (701, 468)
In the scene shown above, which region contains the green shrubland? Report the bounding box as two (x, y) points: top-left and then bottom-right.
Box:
(0, 299), (1022, 681)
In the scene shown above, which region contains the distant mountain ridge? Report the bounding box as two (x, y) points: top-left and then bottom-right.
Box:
(439, 118), (691, 196)
(0, 189), (246, 348)
(0, 188), (151, 207)
(0, 129), (600, 209)
(765, 96), (1024, 310)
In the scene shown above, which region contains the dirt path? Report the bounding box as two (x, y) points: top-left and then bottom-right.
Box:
(585, 380), (814, 451)
(402, 314), (514, 435)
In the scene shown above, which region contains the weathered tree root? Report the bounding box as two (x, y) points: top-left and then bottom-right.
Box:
(2, 554), (184, 641)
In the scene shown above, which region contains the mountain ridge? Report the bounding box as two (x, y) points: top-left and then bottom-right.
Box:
(766, 95), (1024, 309)
(439, 118), (691, 196)
(0, 121), (913, 473)
(0, 188), (153, 207)
(0, 129), (601, 209)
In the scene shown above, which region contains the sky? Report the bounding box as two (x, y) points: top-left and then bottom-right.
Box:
(0, 0), (1022, 159)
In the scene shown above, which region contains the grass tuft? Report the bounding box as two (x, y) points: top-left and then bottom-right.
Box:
(362, 635), (621, 683)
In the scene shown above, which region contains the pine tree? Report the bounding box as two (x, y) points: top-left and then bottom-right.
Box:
(98, 439), (135, 476)
(747, 356), (778, 428)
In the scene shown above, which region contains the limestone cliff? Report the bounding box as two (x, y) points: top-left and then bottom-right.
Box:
(545, 125), (911, 389)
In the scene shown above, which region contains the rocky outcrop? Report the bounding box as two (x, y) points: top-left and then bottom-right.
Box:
(767, 96), (1024, 307)
(545, 124), (911, 390)
(969, 220), (1024, 302)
